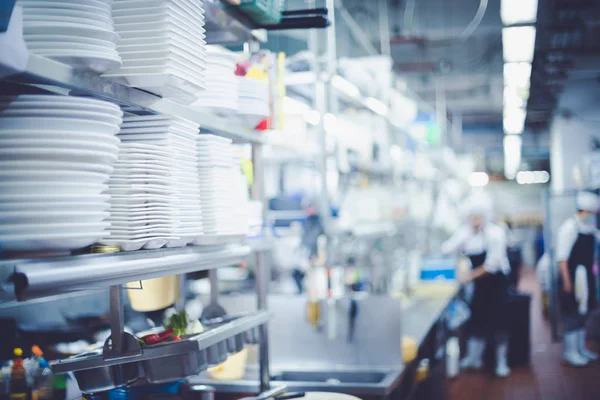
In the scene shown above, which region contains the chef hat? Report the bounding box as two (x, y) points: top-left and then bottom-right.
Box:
(463, 194), (493, 220)
(576, 191), (599, 213)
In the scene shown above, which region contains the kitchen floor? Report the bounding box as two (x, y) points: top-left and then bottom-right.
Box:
(447, 269), (600, 400)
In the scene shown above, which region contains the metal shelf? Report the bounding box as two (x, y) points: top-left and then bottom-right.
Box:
(1, 245), (250, 300)
(52, 311), (270, 374)
(5, 54), (265, 144)
(203, 0), (267, 45)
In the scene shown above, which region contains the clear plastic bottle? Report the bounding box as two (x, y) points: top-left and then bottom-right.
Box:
(34, 361), (52, 400)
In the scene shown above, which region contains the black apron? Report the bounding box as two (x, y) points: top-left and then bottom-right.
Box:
(468, 251), (509, 337)
(559, 230), (596, 324)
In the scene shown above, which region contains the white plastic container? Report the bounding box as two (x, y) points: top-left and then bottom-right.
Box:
(446, 336), (460, 379)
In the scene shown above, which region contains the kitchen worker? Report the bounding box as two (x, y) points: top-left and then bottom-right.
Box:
(441, 195), (511, 377)
(556, 191), (599, 367)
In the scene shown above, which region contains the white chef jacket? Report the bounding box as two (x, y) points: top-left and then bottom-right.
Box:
(555, 215), (597, 262)
(442, 222), (511, 275)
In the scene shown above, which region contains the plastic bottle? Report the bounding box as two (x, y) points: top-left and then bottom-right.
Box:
(9, 348), (27, 400)
(446, 337), (460, 379)
(34, 361), (52, 400)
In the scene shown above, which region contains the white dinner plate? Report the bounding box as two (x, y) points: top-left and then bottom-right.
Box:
(0, 210), (109, 224)
(27, 40), (118, 53)
(0, 147), (118, 164)
(23, 8), (113, 26)
(24, 34), (117, 49)
(0, 131), (120, 147)
(23, 23), (119, 43)
(0, 138), (118, 154)
(0, 117), (120, 135)
(0, 108), (122, 125)
(0, 94), (121, 109)
(0, 181), (107, 196)
(0, 201), (109, 213)
(20, 0), (111, 13)
(0, 221), (109, 234)
(0, 160), (113, 174)
(0, 169), (109, 183)
(24, 14), (114, 31)
(0, 231), (108, 251)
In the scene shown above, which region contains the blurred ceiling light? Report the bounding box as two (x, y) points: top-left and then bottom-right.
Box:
(504, 134), (522, 179)
(503, 106), (526, 134)
(469, 172), (490, 187)
(504, 87), (526, 108)
(501, 0), (538, 25)
(283, 96), (311, 114)
(502, 26), (536, 62)
(365, 97), (389, 116)
(304, 109), (321, 126)
(503, 62), (532, 88)
(516, 170), (550, 184)
(331, 75), (360, 99)
(323, 113), (337, 133)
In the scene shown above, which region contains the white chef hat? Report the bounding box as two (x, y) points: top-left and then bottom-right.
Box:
(576, 191), (599, 213)
(463, 194), (493, 220)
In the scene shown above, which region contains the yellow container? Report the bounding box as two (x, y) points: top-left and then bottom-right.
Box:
(207, 348), (248, 380)
(402, 336), (418, 363)
(127, 276), (178, 312)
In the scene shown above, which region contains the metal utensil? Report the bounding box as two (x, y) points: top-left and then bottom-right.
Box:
(200, 270), (227, 320)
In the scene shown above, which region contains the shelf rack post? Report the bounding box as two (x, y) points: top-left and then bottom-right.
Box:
(109, 285), (125, 353)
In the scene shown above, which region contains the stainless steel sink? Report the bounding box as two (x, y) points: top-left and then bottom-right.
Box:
(271, 370), (388, 384)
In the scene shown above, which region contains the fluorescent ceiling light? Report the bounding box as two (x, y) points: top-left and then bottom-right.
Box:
(504, 62), (532, 88)
(501, 0), (538, 25)
(331, 75), (360, 99)
(469, 172), (490, 187)
(503, 106), (526, 134)
(516, 170), (549, 184)
(504, 134), (522, 179)
(365, 97), (389, 116)
(283, 96), (311, 114)
(503, 26), (536, 62)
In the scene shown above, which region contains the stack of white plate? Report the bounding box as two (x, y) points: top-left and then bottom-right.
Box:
(0, 94), (122, 251)
(105, 0), (207, 104)
(101, 115), (202, 251)
(19, 0), (122, 73)
(191, 46), (239, 115)
(194, 134), (248, 245)
(237, 76), (270, 128)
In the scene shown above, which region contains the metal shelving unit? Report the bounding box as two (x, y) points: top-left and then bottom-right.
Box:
(0, 2), (274, 394)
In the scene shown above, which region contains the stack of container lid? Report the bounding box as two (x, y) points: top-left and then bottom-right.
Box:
(102, 114), (202, 251)
(20, 0), (122, 73)
(106, 0), (208, 103)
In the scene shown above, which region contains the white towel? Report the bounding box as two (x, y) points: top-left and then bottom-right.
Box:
(575, 265), (589, 315)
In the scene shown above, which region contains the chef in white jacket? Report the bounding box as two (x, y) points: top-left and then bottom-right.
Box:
(556, 191), (599, 367)
(442, 196), (511, 377)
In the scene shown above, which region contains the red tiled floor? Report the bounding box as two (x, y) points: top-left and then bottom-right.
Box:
(448, 268), (600, 400)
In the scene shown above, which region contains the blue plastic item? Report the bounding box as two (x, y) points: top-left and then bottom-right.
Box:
(420, 257), (457, 281)
(108, 381), (182, 400)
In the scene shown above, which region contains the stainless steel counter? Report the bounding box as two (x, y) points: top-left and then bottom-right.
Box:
(191, 283), (459, 398)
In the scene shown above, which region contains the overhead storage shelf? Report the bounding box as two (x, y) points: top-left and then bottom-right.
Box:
(203, 0), (267, 45)
(1, 244), (250, 300)
(5, 54), (265, 144)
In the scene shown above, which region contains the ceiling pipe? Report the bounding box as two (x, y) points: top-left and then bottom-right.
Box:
(334, 0), (379, 56)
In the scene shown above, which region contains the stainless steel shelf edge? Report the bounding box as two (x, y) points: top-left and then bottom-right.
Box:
(2, 245), (250, 298)
(51, 311), (271, 373)
(7, 55), (264, 144)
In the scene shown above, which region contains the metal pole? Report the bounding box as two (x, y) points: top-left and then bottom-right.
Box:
(378, 0), (392, 57)
(435, 77), (447, 146)
(109, 285), (125, 353)
(252, 142), (270, 392)
(176, 274), (187, 312)
(543, 189), (560, 341)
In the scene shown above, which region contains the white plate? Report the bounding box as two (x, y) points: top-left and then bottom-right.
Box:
(23, 23), (119, 43)
(0, 138), (118, 153)
(24, 34), (117, 49)
(112, 0), (205, 21)
(0, 231), (107, 251)
(0, 108), (122, 125)
(100, 237), (173, 251)
(0, 160), (113, 174)
(0, 117), (120, 135)
(20, 0), (111, 13)
(24, 14), (114, 31)
(0, 94), (121, 112)
(0, 147), (118, 164)
(0, 210), (109, 224)
(0, 130), (119, 147)
(0, 192), (109, 202)
(22, 8), (113, 26)
(32, 50), (122, 74)
(20, 2), (111, 17)
(0, 202), (109, 214)
(0, 221), (109, 234)
(27, 40), (118, 53)
(0, 169), (109, 183)
(0, 181), (107, 196)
